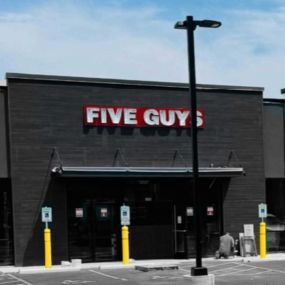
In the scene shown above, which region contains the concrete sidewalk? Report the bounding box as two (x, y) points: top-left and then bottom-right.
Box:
(1, 253), (285, 275)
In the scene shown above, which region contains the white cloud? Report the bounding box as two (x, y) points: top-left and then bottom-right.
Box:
(194, 8), (285, 98)
(0, 2), (188, 82)
(0, 2), (284, 98)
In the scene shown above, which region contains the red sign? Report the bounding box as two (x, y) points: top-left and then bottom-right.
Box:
(83, 106), (204, 128)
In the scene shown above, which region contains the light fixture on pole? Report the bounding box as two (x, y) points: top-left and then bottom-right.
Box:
(174, 15), (221, 277)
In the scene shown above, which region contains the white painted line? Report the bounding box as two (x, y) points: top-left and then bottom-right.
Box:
(0, 281), (18, 284)
(253, 269), (274, 275)
(178, 268), (189, 272)
(62, 281), (95, 284)
(210, 264), (244, 273)
(205, 262), (240, 269)
(243, 264), (285, 274)
(89, 270), (127, 281)
(232, 269), (274, 276)
(6, 274), (33, 285)
(62, 281), (94, 284)
(217, 267), (256, 277)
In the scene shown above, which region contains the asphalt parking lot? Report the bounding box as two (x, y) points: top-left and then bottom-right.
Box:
(2, 259), (285, 285)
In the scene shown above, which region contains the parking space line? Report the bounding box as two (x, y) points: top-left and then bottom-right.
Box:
(6, 274), (33, 285)
(216, 267), (256, 277)
(210, 264), (245, 274)
(233, 269), (273, 276)
(205, 262), (239, 269)
(89, 270), (128, 281)
(178, 268), (190, 272)
(181, 261), (285, 278)
(0, 281), (19, 285)
(242, 264), (285, 274)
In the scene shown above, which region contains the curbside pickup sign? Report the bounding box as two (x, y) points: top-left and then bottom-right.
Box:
(258, 203), (267, 219)
(42, 207), (52, 223)
(120, 205), (130, 226)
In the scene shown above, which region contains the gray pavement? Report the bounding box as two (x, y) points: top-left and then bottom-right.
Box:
(1, 254), (285, 285)
(1, 253), (285, 274)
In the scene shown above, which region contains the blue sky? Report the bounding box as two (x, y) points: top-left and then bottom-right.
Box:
(0, 0), (285, 98)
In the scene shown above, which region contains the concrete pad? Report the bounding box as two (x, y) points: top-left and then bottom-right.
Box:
(184, 274), (215, 285)
(135, 264), (179, 272)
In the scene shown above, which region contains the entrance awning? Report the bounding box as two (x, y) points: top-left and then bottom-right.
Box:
(51, 166), (245, 178)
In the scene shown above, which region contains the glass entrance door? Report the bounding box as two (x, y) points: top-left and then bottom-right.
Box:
(173, 204), (195, 258)
(68, 199), (119, 262)
(93, 203), (118, 261)
(173, 178), (224, 258)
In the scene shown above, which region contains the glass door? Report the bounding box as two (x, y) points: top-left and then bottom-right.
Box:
(93, 203), (119, 261)
(68, 199), (119, 262)
(68, 199), (93, 262)
(173, 204), (195, 258)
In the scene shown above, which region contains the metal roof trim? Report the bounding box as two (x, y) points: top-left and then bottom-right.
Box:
(6, 73), (263, 93)
(51, 166), (245, 178)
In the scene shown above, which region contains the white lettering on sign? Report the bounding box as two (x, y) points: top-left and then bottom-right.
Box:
(143, 109), (159, 126)
(124, 108), (138, 125)
(83, 106), (204, 128)
(176, 110), (189, 127)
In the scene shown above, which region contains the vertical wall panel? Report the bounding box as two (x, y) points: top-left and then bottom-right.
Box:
(263, 103), (285, 178)
(0, 87), (8, 178)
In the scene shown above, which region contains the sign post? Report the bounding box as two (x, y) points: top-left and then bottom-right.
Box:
(41, 207), (53, 268)
(120, 205), (130, 264)
(258, 203), (267, 259)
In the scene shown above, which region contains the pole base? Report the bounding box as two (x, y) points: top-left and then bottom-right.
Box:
(184, 274), (215, 285)
(191, 266), (208, 276)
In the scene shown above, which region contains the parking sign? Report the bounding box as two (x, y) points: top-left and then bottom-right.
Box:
(120, 205), (130, 226)
(258, 203), (267, 219)
(42, 207), (52, 223)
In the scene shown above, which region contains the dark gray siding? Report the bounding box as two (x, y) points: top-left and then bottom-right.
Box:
(263, 103), (285, 178)
(0, 87), (8, 178)
(7, 74), (265, 265)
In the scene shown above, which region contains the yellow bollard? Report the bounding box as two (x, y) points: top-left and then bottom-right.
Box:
(259, 222), (266, 258)
(122, 226), (129, 264)
(44, 228), (52, 268)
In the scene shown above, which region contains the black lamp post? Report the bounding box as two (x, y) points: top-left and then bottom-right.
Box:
(174, 16), (221, 276)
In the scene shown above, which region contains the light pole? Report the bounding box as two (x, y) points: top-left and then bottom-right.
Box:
(174, 16), (221, 276)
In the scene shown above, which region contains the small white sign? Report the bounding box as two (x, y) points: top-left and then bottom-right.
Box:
(244, 224), (254, 237)
(75, 208), (84, 218)
(177, 216), (182, 224)
(207, 206), (214, 216)
(258, 203), (267, 218)
(186, 207), (194, 216)
(42, 207), (52, 223)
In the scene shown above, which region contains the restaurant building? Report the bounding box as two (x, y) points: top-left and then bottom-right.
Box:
(0, 73), (272, 266)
